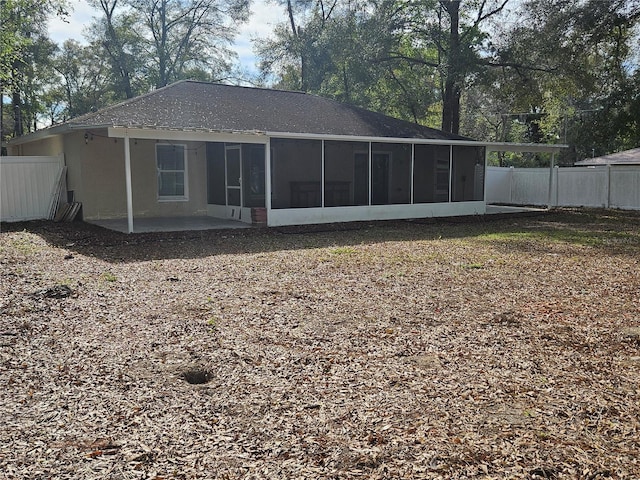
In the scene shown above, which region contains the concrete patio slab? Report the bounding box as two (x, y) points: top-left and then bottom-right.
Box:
(89, 216), (251, 233)
(486, 205), (548, 215)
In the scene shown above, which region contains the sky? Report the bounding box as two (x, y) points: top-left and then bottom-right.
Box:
(47, 0), (285, 76)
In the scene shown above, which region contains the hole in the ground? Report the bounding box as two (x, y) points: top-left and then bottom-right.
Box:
(182, 368), (211, 385)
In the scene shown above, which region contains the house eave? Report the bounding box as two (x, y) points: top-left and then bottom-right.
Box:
(266, 132), (567, 152)
(6, 123), (113, 146)
(9, 123), (568, 154)
(6, 124), (70, 146)
(107, 126), (269, 144)
(483, 142), (568, 153)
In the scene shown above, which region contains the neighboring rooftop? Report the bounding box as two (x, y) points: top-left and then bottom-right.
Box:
(63, 80), (467, 141)
(575, 147), (640, 166)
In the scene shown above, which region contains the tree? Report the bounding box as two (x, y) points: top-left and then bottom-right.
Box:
(258, 0), (513, 134)
(257, 0), (338, 92)
(256, 0), (439, 125)
(87, 0), (250, 94)
(87, 0), (141, 99)
(473, 0), (640, 162)
(0, 0), (67, 139)
(394, 0), (512, 134)
(52, 40), (115, 119)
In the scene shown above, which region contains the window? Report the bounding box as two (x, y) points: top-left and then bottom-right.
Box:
(157, 144), (188, 201)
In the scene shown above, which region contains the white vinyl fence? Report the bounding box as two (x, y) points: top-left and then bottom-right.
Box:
(486, 165), (640, 210)
(1, 155), (65, 222)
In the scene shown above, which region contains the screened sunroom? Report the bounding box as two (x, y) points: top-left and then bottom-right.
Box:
(205, 135), (486, 227)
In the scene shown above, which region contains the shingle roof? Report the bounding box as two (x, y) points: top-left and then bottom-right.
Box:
(574, 147), (640, 165)
(68, 80), (468, 141)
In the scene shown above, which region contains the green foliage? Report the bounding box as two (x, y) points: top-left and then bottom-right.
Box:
(3, 0), (639, 161)
(0, 0), (67, 85)
(0, 0), (68, 138)
(125, 0), (249, 88)
(256, 0), (443, 124)
(463, 0), (640, 162)
(101, 271), (117, 282)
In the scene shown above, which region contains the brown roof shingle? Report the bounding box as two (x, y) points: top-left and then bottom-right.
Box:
(69, 80), (468, 141)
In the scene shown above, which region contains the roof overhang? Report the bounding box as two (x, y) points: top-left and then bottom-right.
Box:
(6, 124), (73, 146)
(108, 126), (268, 144)
(575, 160), (640, 166)
(483, 142), (567, 153)
(266, 132), (568, 152)
(10, 123), (568, 154)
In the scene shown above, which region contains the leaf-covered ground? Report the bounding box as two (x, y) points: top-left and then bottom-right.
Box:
(1, 209), (639, 479)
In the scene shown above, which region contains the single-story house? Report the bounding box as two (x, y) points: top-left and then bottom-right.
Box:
(8, 80), (564, 232)
(575, 147), (640, 166)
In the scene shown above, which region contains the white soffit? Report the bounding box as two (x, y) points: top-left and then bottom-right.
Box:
(107, 127), (269, 144)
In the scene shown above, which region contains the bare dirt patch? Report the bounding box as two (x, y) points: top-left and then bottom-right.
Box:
(1, 209), (639, 478)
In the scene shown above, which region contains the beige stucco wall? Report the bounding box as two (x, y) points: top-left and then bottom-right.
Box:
(10, 135), (64, 156)
(62, 130), (125, 219)
(128, 139), (208, 219)
(64, 133), (208, 220)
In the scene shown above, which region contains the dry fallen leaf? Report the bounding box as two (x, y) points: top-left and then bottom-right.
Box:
(1, 209), (639, 478)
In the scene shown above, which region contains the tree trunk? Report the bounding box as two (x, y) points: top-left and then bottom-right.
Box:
(101, 0), (134, 98)
(158, 0), (168, 88)
(441, 0), (461, 134)
(12, 89), (23, 137)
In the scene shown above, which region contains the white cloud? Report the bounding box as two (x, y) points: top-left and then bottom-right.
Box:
(48, 0), (94, 45)
(240, 1), (284, 39)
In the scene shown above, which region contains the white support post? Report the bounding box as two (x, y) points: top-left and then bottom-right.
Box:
(368, 142), (372, 205)
(321, 140), (325, 208)
(124, 135), (134, 233)
(265, 137), (272, 220)
(410, 143), (415, 204)
(483, 147), (489, 203)
(448, 145), (453, 202)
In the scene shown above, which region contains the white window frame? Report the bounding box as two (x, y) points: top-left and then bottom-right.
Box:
(156, 143), (189, 202)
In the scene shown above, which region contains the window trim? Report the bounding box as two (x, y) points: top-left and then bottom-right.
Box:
(156, 143), (189, 202)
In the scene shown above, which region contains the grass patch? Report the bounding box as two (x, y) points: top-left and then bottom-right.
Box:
(101, 271), (117, 282)
(460, 263), (484, 269)
(329, 246), (357, 255)
(476, 227), (639, 248)
(8, 233), (40, 255)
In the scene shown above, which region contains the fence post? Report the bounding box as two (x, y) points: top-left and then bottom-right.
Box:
(509, 166), (514, 204)
(547, 153), (555, 209)
(606, 164), (611, 208)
